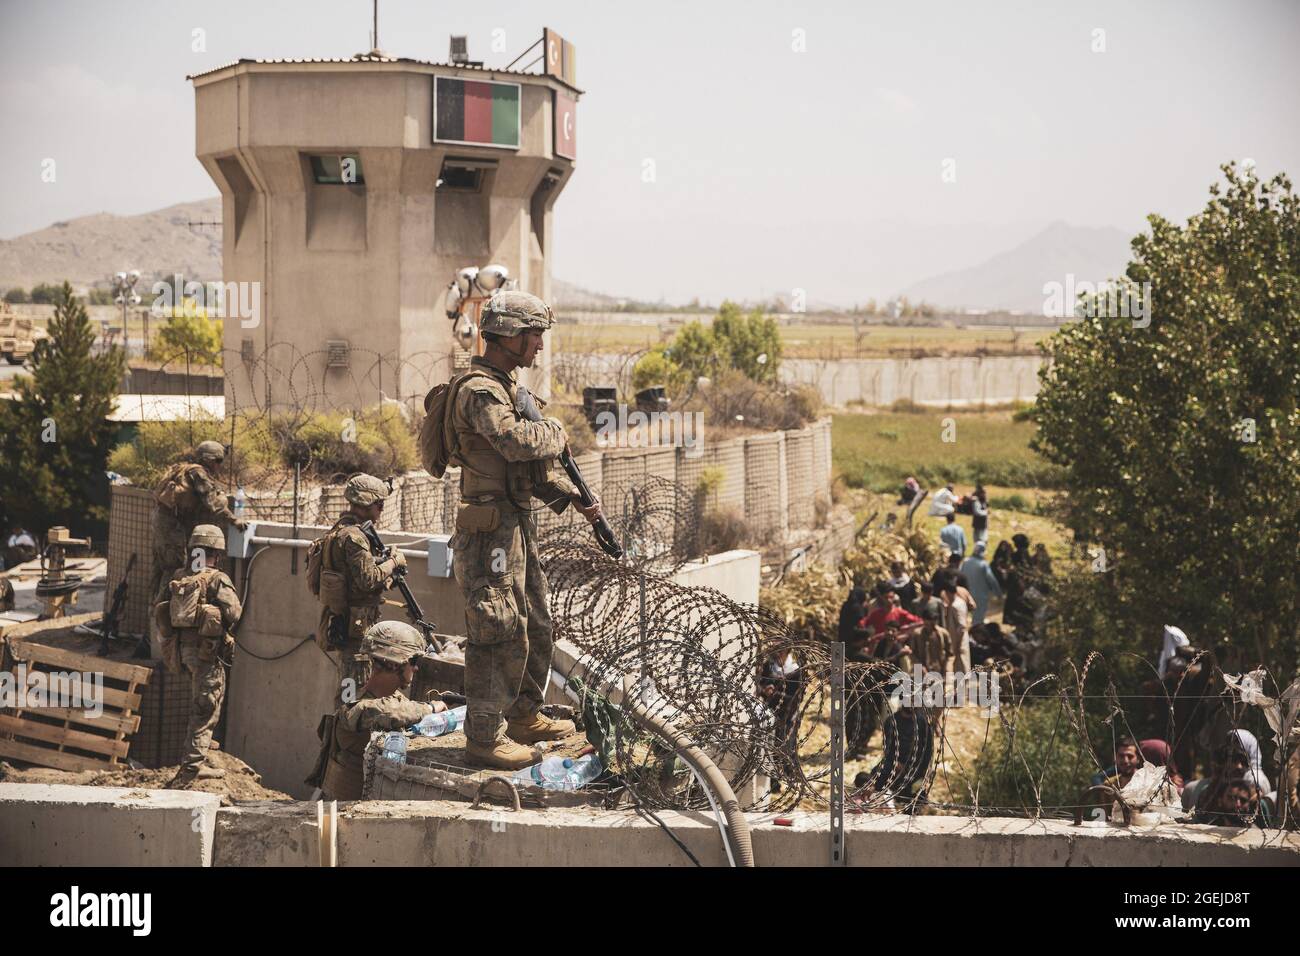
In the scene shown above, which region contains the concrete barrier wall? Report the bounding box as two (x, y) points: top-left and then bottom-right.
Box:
(0, 783), (222, 866)
(7, 783), (1298, 867)
(782, 355), (1045, 407)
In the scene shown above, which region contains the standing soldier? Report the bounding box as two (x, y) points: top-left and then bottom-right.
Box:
(164, 524), (242, 783)
(150, 441), (244, 629)
(445, 291), (603, 770)
(310, 621), (447, 801)
(313, 473), (407, 702)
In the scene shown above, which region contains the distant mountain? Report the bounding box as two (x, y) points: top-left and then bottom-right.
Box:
(900, 222), (1134, 314)
(0, 198), (223, 290)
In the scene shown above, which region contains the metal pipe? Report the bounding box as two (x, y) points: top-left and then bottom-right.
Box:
(618, 674), (755, 868)
(246, 535), (428, 561)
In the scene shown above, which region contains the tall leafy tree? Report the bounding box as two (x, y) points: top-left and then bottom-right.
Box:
(0, 282), (125, 536)
(1033, 164), (1300, 673)
(633, 300), (783, 393)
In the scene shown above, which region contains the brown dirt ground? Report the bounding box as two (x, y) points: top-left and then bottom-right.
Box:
(0, 747), (291, 804)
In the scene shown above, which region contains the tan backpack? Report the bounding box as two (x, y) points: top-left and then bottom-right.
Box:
(153, 463), (195, 512)
(307, 524), (348, 615)
(168, 571), (209, 628)
(169, 567), (224, 629)
(419, 369), (489, 478)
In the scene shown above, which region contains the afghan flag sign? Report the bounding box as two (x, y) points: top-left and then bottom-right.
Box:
(434, 76), (521, 149)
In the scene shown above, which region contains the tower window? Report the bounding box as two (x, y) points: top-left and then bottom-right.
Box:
(437, 156), (496, 192)
(311, 155), (365, 185)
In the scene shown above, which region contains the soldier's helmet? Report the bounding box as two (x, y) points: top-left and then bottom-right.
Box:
(360, 621), (426, 665)
(188, 524), (225, 551)
(479, 291), (553, 337)
(344, 473), (391, 506)
(195, 440), (225, 463)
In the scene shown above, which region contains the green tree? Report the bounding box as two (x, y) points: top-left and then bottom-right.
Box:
(711, 301), (782, 382)
(3, 287), (30, 304)
(29, 282), (62, 305)
(1033, 164), (1300, 673)
(0, 282), (126, 535)
(632, 301), (783, 394)
(148, 304), (224, 365)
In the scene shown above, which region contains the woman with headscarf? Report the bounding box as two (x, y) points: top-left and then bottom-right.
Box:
(1139, 739), (1184, 791)
(991, 540), (1014, 587)
(838, 587), (868, 644)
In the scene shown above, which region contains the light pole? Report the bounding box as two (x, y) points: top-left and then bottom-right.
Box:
(111, 270), (141, 355)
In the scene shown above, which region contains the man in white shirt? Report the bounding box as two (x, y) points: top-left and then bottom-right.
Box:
(928, 484), (958, 517)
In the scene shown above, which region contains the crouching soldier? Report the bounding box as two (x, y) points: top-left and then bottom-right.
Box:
(161, 524), (242, 784)
(310, 473), (407, 703)
(309, 621), (447, 801)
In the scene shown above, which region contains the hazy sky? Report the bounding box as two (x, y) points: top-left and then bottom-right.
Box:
(2, 0), (1297, 304)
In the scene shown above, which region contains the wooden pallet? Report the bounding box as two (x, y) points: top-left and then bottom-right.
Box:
(0, 634), (152, 773)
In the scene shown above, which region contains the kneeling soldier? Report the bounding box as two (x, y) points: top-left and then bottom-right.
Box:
(313, 621), (449, 801)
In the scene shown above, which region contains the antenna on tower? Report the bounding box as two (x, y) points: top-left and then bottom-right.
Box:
(368, 0), (385, 57)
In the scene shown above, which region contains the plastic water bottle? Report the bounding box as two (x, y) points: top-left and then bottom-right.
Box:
(512, 756), (574, 789)
(512, 753), (603, 791)
(410, 706), (466, 738)
(381, 731), (407, 764)
(564, 754), (603, 789)
(233, 487), (246, 519)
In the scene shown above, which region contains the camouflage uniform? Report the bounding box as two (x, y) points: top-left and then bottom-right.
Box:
(316, 476), (404, 701)
(447, 294), (578, 748)
(150, 444), (237, 610)
(317, 622), (434, 800)
(320, 689), (432, 800)
(167, 527), (242, 770)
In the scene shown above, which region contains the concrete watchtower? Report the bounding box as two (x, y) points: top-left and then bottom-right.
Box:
(188, 32), (580, 412)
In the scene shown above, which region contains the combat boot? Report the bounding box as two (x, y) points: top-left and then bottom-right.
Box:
(507, 711), (576, 744)
(464, 737), (540, 771)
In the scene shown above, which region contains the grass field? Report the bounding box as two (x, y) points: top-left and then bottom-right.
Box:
(834, 408), (1072, 559)
(832, 409), (1061, 492)
(554, 321), (1051, 358)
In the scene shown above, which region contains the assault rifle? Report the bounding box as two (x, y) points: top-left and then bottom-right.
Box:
(358, 521), (444, 654)
(98, 553), (149, 658)
(515, 385), (624, 559)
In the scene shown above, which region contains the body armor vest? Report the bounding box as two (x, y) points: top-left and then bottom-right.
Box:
(450, 370), (545, 511)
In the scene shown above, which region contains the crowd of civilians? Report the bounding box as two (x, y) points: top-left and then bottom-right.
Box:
(1090, 729), (1292, 829)
(754, 483), (1298, 826)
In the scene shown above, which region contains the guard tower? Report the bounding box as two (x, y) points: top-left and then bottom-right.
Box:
(188, 28), (581, 411)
